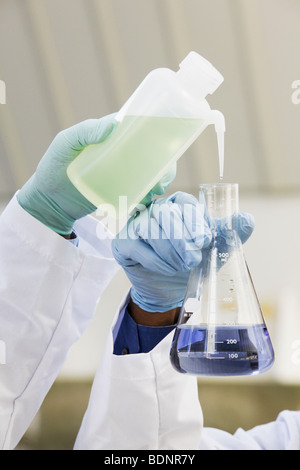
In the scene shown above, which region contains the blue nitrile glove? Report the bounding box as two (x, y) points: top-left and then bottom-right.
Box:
(203, 213), (256, 272)
(112, 191), (255, 313)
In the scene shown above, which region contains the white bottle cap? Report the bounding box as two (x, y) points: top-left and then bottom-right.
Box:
(178, 51), (224, 97)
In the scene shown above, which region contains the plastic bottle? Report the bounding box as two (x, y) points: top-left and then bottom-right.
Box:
(67, 51), (225, 219)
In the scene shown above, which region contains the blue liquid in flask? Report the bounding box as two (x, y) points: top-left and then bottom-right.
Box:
(170, 324), (274, 376)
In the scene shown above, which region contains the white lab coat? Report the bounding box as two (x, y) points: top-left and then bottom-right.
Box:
(0, 195), (299, 450)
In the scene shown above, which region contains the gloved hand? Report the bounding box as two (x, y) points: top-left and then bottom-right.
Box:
(17, 115), (178, 235)
(112, 191), (255, 313)
(17, 115), (117, 235)
(139, 163), (177, 207)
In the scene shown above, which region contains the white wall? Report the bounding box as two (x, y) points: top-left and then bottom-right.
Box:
(240, 194), (300, 383)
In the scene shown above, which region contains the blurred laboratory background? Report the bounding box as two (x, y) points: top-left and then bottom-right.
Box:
(0, 0), (300, 450)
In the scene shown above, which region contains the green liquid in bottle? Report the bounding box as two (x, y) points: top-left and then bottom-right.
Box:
(67, 115), (207, 217)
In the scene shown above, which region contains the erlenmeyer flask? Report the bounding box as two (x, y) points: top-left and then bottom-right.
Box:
(170, 183), (275, 376)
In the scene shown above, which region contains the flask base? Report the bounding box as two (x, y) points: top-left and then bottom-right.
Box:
(170, 324), (274, 376)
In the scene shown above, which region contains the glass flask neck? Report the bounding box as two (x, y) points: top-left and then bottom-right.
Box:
(200, 183), (239, 221)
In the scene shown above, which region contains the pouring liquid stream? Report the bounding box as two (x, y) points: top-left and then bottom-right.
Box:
(217, 128), (224, 180)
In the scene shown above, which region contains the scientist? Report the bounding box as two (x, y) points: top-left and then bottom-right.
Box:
(0, 115), (299, 450)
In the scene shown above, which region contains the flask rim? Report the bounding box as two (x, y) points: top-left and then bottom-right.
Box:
(199, 182), (238, 189)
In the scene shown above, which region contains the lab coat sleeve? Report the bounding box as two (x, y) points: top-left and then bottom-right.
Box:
(201, 410), (300, 450)
(0, 195), (119, 450)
